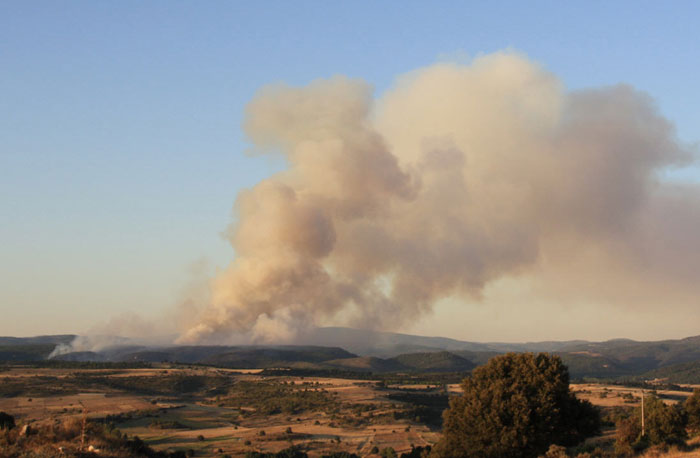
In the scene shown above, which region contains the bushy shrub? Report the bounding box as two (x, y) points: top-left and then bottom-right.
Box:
(245, 446), (308, 457)
(616, 394), (687, 454)
(542, 444), (568, 458)
(400, 445), (431, 458)
(0, 418), (185, 457)
(220, 381), (340, 415)
(685, 388), (700, 430)
(432, 353), (600, 458)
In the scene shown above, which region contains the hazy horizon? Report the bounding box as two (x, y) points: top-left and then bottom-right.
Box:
(6, 324), (700, 346)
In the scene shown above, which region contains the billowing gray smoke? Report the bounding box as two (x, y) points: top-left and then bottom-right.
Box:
(178, 52), (697, 344)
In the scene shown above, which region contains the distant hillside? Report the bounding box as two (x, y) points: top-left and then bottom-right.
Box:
(0, 344), (58, 361)
(452, 350), (502, 366)
(297, 327), (493, 357)
(556, 352), (626, 378)
(53, 351), (103, 362)
(0, 335), (76, 346)
(52, 345), (473, 373)
(54, 345), (356, 368)
(322, 356), (406, 372)
(298, 327), (628, 357)
(633, 361), (700, 384)
(299, 328), (700, 378)
(7, 330), (700, 380)
(201, 346), (356, 368)
(487, 340), (591, 353)
(388, 351), (475, 372)
(568, 336), (700, 367)
(320, 352), (475, 373)
(551, 336), (700, 378)
(0, 335), (77, 362)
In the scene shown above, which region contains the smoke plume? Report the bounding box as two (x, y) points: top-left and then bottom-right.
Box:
(178, 52), (697, 344)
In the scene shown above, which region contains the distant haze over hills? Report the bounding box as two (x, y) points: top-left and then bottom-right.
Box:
(4, 327), (700, 381)
(295, 327), (592, 356)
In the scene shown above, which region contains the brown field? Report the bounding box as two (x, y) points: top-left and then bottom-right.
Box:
(0, 392), (154, 420)
(0, 366), (440, 457)
(571, 383), (691, 408)
(4, 366), (700, 457)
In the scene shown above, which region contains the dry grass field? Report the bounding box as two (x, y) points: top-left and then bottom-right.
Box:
(5, 365), (700, 457)
(571, 383), (692, 408)
(113, 375), (439, 457)
(0, 365), (441, 457)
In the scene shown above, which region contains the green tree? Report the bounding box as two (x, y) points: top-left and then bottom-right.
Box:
(615, 412), (641, 456)
(685, 388), (700, 430)
(616, 394), (686, 453)
(432, 353), (600, 458)
(644, 395), (687, 445)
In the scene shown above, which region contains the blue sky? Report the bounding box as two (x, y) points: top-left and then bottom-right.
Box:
(1, 1), (699, 337)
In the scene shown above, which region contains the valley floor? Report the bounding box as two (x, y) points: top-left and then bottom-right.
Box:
(3, 365), (700, 457)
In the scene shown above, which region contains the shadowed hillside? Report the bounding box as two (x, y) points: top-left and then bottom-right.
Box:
(388, 351), (475, 373)
(7, 329), (700, 380)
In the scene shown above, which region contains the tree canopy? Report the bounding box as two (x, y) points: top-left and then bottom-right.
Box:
(616, 394), (687, 454)
(432, 352), (600, 458)
(685, 388), (700, 430)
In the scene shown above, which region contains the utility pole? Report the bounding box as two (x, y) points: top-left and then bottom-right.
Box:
(641, 389), (645, 437)
(79, 401), (88, 452)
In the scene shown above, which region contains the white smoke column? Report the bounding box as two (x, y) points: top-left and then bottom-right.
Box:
(50, 312), (180, 357)
(179, 51), (695, 343)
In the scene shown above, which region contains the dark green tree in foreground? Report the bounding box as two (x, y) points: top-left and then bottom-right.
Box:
(0, 412), (15, 430)
(432, 353), (600, 458)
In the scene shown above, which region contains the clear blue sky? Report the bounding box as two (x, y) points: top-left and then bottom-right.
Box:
(1, 1), (699, 336)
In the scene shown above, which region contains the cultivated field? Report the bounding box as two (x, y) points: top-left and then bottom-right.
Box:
(0, 365), (441, 457)
(571, 383), (692, 408)
(5, 365), (700, 457)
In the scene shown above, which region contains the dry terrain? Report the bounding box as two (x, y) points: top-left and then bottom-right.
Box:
(5, 365), (700, 457)
(0, 365), (441, 457)
(571, 383), (692, 408)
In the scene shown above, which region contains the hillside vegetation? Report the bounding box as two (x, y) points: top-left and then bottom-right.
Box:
(7, 330), (700, 380)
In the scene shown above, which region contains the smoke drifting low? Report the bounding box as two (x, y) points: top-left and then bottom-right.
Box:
(179, 52), (697, 344)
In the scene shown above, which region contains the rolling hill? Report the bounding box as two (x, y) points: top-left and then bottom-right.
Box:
(387, 351), (475, 372)
(634, 360), (700, 384)
(5, 329), (700, 380)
